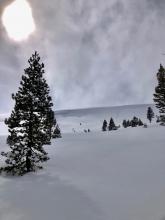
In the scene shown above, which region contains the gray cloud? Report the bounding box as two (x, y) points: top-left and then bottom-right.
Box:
(0, 0), (165, 113)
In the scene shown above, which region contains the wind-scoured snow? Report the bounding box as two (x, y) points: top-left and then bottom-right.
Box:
(0, 104), (164, 220)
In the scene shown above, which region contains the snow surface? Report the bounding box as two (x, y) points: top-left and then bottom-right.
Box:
(0, 104), (165, 220)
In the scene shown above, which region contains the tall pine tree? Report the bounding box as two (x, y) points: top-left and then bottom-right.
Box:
(1, 52), (55, 175)
(153, 64), (165, 124)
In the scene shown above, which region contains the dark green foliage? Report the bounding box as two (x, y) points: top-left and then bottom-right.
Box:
(0, 52), (55, 176)
(130, 116), (139, 127)
(153, 64), (165, 124)
(138, 119), (143, 126)
(123, 117), (143, 128)
(52, 123), (62, 139)
(147, 107), (154, 123)
(51, 115), (61, 139)
(108, 118), (117, 131)
(122, 120), (127, 128)
(156, 115), (161, 123)
(102, 120), (107, 131)
(126, 120), (131, 127)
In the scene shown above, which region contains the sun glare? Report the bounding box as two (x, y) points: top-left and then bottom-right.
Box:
(2, 0), (35, 42)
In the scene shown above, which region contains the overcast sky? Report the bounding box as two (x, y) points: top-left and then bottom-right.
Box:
(0, 0), (165, 113)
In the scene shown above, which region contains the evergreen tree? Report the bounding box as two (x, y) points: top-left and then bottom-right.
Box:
(131, 116), (139, 127)
(102, 120), (107, 131)
(147, 107), (154, 123)
(126, 120), (131, 127)
(153, 64), (165, 124)
(51, 113), (61, 139)
(108, 118), (116, 131)
(122, 120), (127, 128)
(52, 124), (61, 138)
(138, 119), (143, 126)
(0, 52), (55, 175)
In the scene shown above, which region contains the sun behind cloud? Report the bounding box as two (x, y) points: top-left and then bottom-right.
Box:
(2, 0), (36, 42)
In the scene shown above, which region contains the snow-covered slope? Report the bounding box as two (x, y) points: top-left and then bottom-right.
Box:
(0, 104), (156, 134)
(56, 104), (157, 133)
(0, 104), (164, 220)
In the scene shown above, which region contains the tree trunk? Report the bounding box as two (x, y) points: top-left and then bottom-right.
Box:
(26, 156), (31, 172)
(26, 150), (32, 172)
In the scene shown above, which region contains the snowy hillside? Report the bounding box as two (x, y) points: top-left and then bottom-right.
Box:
(0, 104), (165, 220)
(56, 104), (157, 133)
(0, 104), (156, 134)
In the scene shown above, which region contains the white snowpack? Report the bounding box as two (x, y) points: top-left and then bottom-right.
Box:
(0, 104), (164, 220)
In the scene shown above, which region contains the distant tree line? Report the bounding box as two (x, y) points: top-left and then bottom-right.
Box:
(102, 106), (157, 132)
(122, 117), (143, 128)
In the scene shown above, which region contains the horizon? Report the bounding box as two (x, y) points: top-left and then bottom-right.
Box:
(0, 103), (155, 117)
